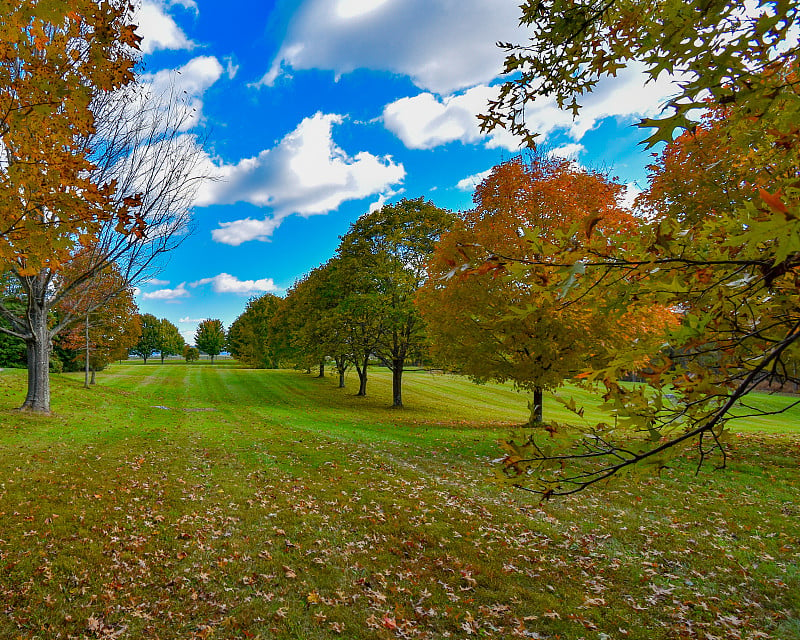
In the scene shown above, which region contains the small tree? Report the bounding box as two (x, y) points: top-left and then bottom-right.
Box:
(57, 266), (141, 386)
(227, 294), (283, 368)
(131, 314), (160, 364)
(157, 318), (184, 364)
(183, 345), (199, 363)
(418, 155), (669, 423)
(195, 319), (226, 363)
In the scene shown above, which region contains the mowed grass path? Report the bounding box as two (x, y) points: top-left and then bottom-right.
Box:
(0, 363), (798, 639)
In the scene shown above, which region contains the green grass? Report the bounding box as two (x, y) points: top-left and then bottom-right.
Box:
(0, 363), (798, 639)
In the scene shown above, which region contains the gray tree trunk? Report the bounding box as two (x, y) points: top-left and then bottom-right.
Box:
(21, 299), (51, 413)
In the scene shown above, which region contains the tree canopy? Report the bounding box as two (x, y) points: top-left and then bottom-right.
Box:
(195, 319), (226, 363)
(338, 198), (455, 407)
(418, 154), (670, 422)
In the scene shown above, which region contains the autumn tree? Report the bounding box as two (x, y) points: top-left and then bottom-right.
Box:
(0, 0), (142, 412)
(273, 265), (342, 380)
(477, 0), (800, 495)
(228, 294), (283, 368)
(195, 319), (226, 363)
(131, 313), (160, 364)
(418, 155), (664, 423)
(0, 2), (207, 413)
(157, 318), (184, 364)
(57, 263), (141, 386)
(183, 345), (199, 363)
(338, 198), (454, 408)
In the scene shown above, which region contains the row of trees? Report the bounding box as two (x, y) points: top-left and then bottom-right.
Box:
(228, 198), (454, 408)
(130, 316), (227, 364)
(228, 159), (674, 416)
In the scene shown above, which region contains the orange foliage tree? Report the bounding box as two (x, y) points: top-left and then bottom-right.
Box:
(58, 264), (141, 387)
(418, 154), (672, 422)
(0, 0), (141, 412)
(1, 1), (204, 413)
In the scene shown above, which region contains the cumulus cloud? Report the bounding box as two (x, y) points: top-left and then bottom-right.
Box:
(254, 0), (529, 95)
(190, 273), (283, 295)
(517, 63), (682, 142)
(456, 169), (492, 192)
(384, 62), (682, 151)
(145, 278), (170, 286)
(179, 316), (203, 323)
(383, 86), (510, 150)
(141, 282), (190, 300)
(196, 112), (405, 245)
(134, 0), (196, 54)
(141, 56), (225, 129)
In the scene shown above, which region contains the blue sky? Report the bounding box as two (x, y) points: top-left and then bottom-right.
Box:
(130, 0), (680, 344)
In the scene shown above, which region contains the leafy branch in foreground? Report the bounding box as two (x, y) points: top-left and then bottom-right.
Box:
(478, 0), (799, 494)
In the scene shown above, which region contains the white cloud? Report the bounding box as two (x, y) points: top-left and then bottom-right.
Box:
(255, 0), (529, 95)
(179, 316), (203, 323)
(146, 278), (170, 286)
(141, 282), (190, 300)
(190, 273), (282, 295)
(547, 143), (586, 161)
(196, 112), (405, 245)
(142, 56), (224, 129)
(166, 0), (198, 12)
(456, 169), (492, 192)
(518, 63), (682, 141)
(384, 63), (682, 151)
(383, 86), (512, 150)
(134, 0), (195, 54)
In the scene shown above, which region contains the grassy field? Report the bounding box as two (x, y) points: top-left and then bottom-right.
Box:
(0, 362), (798, 640)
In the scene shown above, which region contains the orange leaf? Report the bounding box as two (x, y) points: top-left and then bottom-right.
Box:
(759, 188), (788, 215)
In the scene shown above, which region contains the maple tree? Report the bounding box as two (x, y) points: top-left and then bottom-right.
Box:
(0, 0), (141, 412)
(0, 1), (205, 412)
(418, 155), (666, 423)
(477, 1), (800, 495)
(325, 255), (385, 396)
(195, 319), (226, 363)
(183, 345), (199, 363)
(337, 198), (454, 408)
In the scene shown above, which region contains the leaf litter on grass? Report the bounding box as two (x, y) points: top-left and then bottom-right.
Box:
(0, 364), (797, 639)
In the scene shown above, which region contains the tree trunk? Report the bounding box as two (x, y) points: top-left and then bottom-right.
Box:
(211, 354), (215, 364)
(391, 357), (404, 408)
(531, 386), (544, 424)
(90, 367), (96, 385)
(21, 304), (51, 413)
(84, 315), (91, 389)
(143, 356), (148, 364)
(334, 355), (347, 388)
(161, 352), (165, 364)
(355, 355), (369, 396)
(316, 361), (325, 378)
